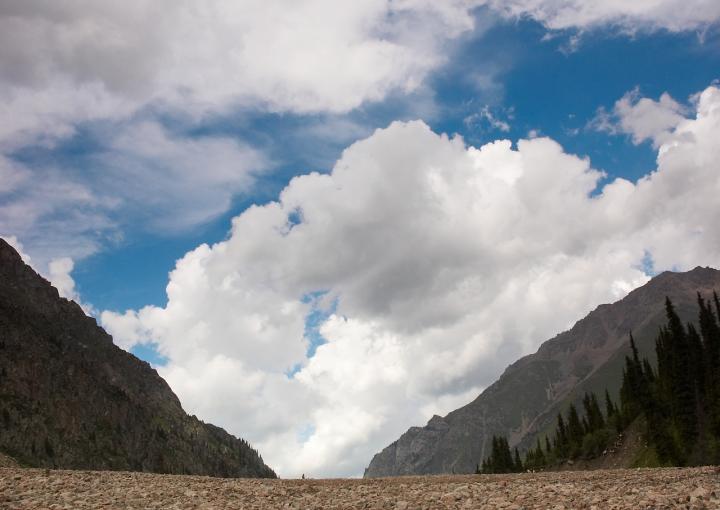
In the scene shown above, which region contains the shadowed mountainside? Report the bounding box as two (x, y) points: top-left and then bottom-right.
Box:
(0, 238), (275, 478)
(365, 266), (720, 477)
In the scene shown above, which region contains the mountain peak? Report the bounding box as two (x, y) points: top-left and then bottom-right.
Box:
(0, 237), (19, 258)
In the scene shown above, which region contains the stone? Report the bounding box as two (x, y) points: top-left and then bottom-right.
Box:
(8, 467), (712, 509)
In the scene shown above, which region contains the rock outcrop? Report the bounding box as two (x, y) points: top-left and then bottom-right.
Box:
(0, 238), (275, 478)
(365, 266), (720, 477)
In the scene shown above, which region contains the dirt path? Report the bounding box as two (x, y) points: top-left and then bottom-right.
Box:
(1, 466), (718, 509)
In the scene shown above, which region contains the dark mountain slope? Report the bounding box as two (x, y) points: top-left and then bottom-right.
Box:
(365, 266), (720, 477)
(0, 238), (275, 478)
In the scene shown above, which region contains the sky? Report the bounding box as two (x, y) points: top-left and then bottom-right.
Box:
(1, 1), (720, 478)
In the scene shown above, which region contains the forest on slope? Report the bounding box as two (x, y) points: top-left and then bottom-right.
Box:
(480, 293), (720, 473)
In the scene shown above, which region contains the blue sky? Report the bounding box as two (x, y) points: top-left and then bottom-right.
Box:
(2, 1), (720, 477)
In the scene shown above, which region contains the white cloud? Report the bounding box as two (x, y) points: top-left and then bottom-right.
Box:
(45, 256), (94, 315)
(97, 121), (267, 230)
(2, 1), (714, 154)
(0, 167), (112, 266)
(48, 257), (79, 301)
(0, 1), (479, 149)
(0, 120), (266, 266)
(490, 0), (720, 32)
(590, 88), (688, 147)
(464, 105), (512, 133)
(0, 156), (30, 193)
(101, 85), (720, 478)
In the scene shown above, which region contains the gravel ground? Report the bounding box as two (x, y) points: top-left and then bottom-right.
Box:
(1, 466), (719, 509)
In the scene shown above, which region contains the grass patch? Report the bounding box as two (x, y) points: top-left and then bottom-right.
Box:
(630, 446), (663, 468)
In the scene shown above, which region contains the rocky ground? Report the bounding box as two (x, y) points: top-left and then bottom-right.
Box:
(0, 454), (18, 468)
(1, 466), (718, 509)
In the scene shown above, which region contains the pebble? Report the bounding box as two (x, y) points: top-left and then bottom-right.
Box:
(1, 466), (719, 509)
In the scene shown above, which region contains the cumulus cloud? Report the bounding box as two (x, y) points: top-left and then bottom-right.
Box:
(102, 85), (720, 477)
(590, 88), (688, 147)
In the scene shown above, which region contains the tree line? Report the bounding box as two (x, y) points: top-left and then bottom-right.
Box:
(478, 292), (720, 473)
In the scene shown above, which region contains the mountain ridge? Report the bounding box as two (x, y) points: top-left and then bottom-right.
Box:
(0, 237), (275, 478)
(364, 266), (720, 477)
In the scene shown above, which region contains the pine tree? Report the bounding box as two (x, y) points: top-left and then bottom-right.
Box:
(687, 323), (705, 395)
(501, 437), (514, 472)
(480, 435), (521, 474)
(620, 331), (654, 427)
(535, 438), (546, 468)
(556, 413), (567, 450)
(604, 389), (616, 419)
(478, 293), (720, 470)
(513, 448), (523, 472)
(544, 436), (552, 458)
(642, 359), (655, 382)
(665, 298), (698, 451)
(698, 293), (720, 435)
(567, 405), (584, 444)
(582, 392), (605, 433)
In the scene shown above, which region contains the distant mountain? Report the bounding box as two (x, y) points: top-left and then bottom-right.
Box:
(364, 266), (720, 477)
(0, 238), (275, 478)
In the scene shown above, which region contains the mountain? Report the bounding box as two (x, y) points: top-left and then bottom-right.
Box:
(364, 266), (720, 477)
(0, 238), (275, 478)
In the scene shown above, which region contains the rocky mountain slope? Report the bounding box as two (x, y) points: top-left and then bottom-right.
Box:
(0, 238), (275, 478)
(365, 266), (720, 477)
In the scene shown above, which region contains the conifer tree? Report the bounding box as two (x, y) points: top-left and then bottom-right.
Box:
(582, 392), (605, 433)
(698, 294), (720, 434)
(544, 436), (552, 458)
(604, 389), (616, 419)
(479, 292), (720, 470)
(555, 413), (567, 451)
(567, 404), (584, 451)
(535, 438), (546, 468)
(663, 299), (698, 450)
(480, 435), (521, 474)
(513, 448), (523, 472)
(642, 359), (655, 382)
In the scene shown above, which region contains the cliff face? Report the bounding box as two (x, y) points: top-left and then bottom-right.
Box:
(365, 266), (720, 477)
(0, 238), (275, 478)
